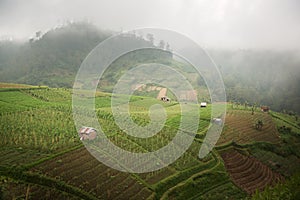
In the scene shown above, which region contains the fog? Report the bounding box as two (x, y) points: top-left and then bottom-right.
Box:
(1, 0), (300, 50)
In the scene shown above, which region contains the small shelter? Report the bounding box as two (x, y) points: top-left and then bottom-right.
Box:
(79, 127), (97, 141)
(200, 102), (207, 107)
(212, 118), (222, 125)
(260, 106), (270, 112)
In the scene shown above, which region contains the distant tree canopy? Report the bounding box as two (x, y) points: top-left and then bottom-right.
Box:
(210, 49), (300, 114)
(0, 22), (299, 114)
(0, 22), (111, 88)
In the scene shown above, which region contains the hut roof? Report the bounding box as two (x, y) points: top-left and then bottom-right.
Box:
(79, 127), (97, 134)
(260, 106), (270, 112)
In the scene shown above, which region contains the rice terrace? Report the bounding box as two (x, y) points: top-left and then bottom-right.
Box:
(0, 82), (299, 199)
(0, 7), (300, 199)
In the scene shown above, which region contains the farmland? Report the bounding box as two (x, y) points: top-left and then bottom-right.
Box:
(217, 110), (281, 145)
(0, 85), (300, 199)
(221, 149), (284, 194)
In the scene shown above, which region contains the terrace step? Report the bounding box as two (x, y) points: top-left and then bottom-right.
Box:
(221, 149), (284, 195)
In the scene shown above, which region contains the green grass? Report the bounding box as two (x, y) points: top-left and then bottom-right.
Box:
(0, 147), (49, 167)
(270, 111), (300, 133)
(159, 152), (237, 200)
(251, 173), (300, 200)
(165, 171), (238, 200)
(0, 91), (49, 112)
(250, 147), (300, 177)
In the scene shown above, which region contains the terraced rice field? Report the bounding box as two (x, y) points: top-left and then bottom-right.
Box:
(217, 110), (281, 145)
(1, 86), (299, 199)
(32, 148), (153, 200)
(0, 181), (82, 200)
(221, 149), (284, 194)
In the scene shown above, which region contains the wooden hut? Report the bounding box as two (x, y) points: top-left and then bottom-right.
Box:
(79, 127), (97, 141)
(200, 102), (207, 107)
(260, 106), (270, 112)
(212, 118), (222, 125)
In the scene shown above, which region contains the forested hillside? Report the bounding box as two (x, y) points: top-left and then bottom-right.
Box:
(0, 22), (111, 87)
(0, 22), (299, 114)
(210, 50), (300, 114)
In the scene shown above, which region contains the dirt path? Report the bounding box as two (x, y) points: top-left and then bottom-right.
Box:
(157, 88), (167, 99)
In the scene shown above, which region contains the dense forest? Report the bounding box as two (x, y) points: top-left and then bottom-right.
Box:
(0, 22), (299, 114)
(0, 22), (111, 87)
(210, 49), (300, 114)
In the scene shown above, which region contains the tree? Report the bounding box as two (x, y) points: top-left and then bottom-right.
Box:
(244, 101), (248, 110)
(36, 31), (42, 39)
(255, 120), (263, 130)
(166, 43), (170, 51)
(146, 33), (154, 45)
(158, 40), (165, 49)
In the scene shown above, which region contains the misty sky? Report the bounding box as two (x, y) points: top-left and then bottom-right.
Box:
(1, 0), (300, 50)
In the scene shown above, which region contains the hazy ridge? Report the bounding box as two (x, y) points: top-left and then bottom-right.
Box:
(0, 22), (299, 114)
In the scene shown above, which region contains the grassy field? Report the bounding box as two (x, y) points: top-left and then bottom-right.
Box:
(0, 84), (299, 199)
